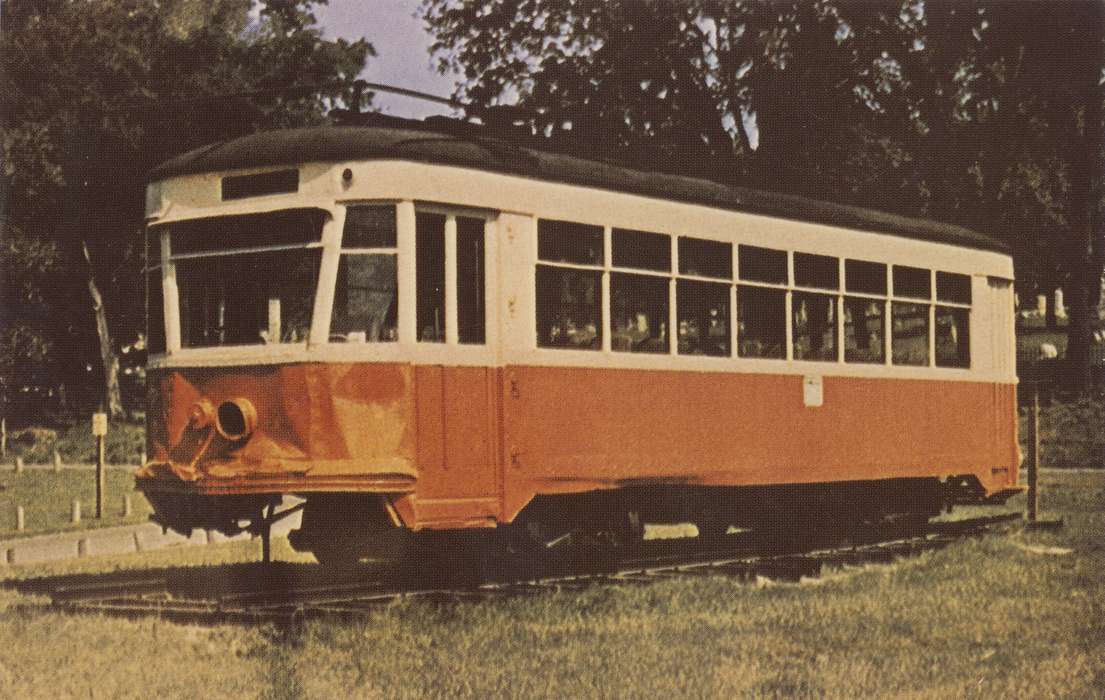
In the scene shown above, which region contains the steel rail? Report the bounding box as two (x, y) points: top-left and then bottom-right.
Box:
(36, 513), (1022, 626)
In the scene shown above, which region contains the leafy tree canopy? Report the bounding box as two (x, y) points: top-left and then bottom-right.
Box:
(0, 0), (370, 420)
(423, 0), (1104, 386)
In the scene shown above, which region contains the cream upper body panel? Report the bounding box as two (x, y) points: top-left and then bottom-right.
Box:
(146, 159), (1016, 384)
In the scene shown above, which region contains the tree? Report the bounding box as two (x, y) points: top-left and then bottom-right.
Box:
(0, 217), (60, 424)
(424, 0), (1105, 390)
(1, 0), (371, 419)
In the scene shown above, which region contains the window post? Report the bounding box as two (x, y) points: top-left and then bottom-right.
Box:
(785, 251), (794, 361)
(445, 215), (459, 345)
(161, 229), (181, 353)
(308, 207), (346, 346)
(396, 201), (417, 345)
(601, 226), (612, 353)
(669, 235), (678, 356)
(928, 269), (937, 367)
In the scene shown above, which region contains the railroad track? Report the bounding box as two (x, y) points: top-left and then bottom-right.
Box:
(20, 513), (1021, 626)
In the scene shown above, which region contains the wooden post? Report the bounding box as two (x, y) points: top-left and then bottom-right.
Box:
(96, 435), (105, 519)
(71, 499), (81, 524)
(1, 417), (6, 459)
(52, 450), (62, 472)
(14, 456), (23, 474)
(92, 412), (107, 520)
(123, 494), (132, 518)
(15, 505), (24, 531)
(1027, 383), (1040, 523)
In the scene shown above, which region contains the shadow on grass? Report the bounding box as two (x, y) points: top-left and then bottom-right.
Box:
(3, 561), (387, 601)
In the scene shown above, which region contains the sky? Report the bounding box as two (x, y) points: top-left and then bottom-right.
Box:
(314, 0), (461, 119)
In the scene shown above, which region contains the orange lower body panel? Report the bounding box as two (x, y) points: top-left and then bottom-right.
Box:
(139, 362), (1019, 529)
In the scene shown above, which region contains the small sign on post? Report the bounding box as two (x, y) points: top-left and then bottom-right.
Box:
(91, 413), (108, 437)
(92, 412), (107, 519)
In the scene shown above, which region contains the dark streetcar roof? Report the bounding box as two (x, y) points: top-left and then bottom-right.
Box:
(150, 125), (1007, 254)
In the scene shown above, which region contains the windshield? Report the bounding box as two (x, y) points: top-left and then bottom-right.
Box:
(150, 209), (326, 349)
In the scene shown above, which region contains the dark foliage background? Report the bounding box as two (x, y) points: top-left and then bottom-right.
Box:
(1, 0), (1103, 429)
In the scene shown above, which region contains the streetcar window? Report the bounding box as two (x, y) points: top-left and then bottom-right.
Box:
(737, 286), (786, 358)
(845, 259), (887, 295)
(177, 249), (321, 347)
(844, 297), (884, 363)
(221, 169), (298, 201)
(891, 301), (929, 365)
(677, 279), (730, 356)
(416, 212), (446, 342)
(536, 266), (602, 349)
(145, 269), (166, 354)
(170, 209), (324, 254)
(343, 205), (397, 248)
(678, 237), (731, 279)
(793, 253), (839, 290)
(937, 272), (972, 305)
(331, 255), (398, 342)
(792, 291), (837, 361)
(612, 228), (670, 272)
(538, 219), (603, 265)
(457, 216), (486, 344)
(611, 272), (669, 353)
(738, 245), (787, 285)
(893, 266), (931, 299)
(936, 306), (970, 367)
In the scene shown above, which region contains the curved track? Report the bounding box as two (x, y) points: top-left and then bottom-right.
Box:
(15, 514), (1021, 626)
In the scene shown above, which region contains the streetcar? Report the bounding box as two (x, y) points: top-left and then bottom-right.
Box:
(138, 119), (1021, 564)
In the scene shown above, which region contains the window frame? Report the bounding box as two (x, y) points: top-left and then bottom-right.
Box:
(676, 235), (734, 358)
(410, 202), (492, 348)
(156, 208), (329, 352)
(535, 218), (607, 351)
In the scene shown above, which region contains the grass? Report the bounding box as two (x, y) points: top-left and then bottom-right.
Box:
(0, 470), (1102, 699)
(4, 419), (145, 466)
(0, 469), (152, 538)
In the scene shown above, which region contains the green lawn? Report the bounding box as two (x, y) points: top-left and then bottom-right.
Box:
(0, 470), (1102, 699)
(0, 469), (152, 538)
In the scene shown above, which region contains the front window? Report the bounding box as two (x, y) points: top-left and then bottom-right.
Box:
(331, 204), (397, 342)
(156, 209), (326, 348)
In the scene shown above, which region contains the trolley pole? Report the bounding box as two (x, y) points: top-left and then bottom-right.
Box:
(92, 412), (107, 519)
(1027, 383), (1039, 523)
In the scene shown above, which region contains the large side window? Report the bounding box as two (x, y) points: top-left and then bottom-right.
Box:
(611, 228), (670, 354)
(536, 219), (603, 350)
(737, 245), (787, 358)
(331, 204), (397, 342)
(791, 253), (839, 361)
(891, 265), (931, 366)
(935, 271), (971, 367)
(677, 237), (731, 357)
(844, 259), (886, 364)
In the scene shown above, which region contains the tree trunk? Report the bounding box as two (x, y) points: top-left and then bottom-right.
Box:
(82, 240), (124, 419)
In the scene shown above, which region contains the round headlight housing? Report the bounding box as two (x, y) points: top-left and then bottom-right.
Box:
(215, 398), (257, 442)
